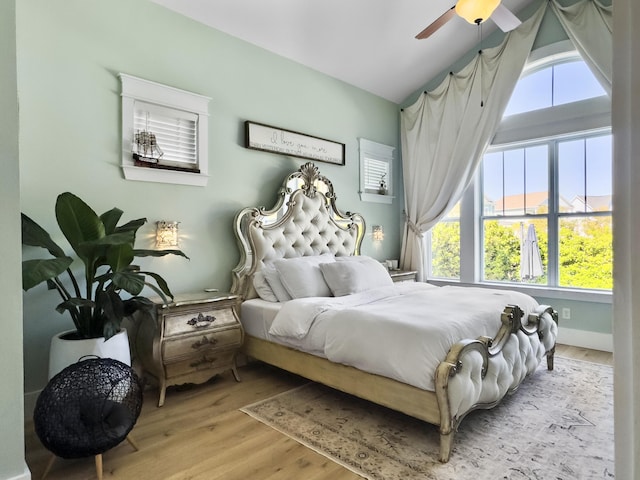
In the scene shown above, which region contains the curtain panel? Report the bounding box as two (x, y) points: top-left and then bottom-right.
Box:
(399, 0), (612, 281)
(400, 2), (546, 280)
(550, 0), (612, 94)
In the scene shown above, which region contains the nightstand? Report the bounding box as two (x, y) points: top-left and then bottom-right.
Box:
(389, 270), (418, 282)
(135, 291), (244, 406)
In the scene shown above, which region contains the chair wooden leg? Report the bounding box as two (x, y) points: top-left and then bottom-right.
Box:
(95, 454), (103, 480)
(41, 454), (56, 479)
(126, 434), (140, 451)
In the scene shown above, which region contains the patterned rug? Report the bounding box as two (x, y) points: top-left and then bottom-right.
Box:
(241, 357), (614, 479)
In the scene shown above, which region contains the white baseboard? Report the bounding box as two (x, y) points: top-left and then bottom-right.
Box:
(2, 463), (31, 480)
(557, 326), (613, 353)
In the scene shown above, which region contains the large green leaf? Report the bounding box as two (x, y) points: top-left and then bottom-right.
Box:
(111, 270), (146, 295)
(22, 257), (73, 291)
(96, 289), (124, 321)
(100, 208), (124, 235)
(122, 296), (155, 316)
(55, 192), (105, 261)
(92, 231), (136, 247)
(140, 271), (174, 298)
(106, 243), (135, 272)
(97, 289), (127, 339)
(78, 230), (137, 273)
(115, 218), (146, 235)
(21, 214), (67, 258)
(133, 248), (190, 260)
(55, 297), (94, 313)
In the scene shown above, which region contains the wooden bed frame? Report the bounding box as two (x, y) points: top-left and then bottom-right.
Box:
(231, 162), (558, 462)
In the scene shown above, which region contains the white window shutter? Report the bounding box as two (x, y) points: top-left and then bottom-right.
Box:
(134, 101), (199, 168)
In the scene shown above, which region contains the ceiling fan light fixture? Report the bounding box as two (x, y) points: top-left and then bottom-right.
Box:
(455, 0), (501, 24)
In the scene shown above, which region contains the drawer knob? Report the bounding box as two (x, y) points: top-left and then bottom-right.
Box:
(187, 313), (216, 328)
(191, 335), (218, 349)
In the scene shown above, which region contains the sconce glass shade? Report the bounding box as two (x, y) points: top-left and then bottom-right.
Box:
(156, 221), (179, 248)
(372, 225), (384, 242)
(455, 0), (500, 24)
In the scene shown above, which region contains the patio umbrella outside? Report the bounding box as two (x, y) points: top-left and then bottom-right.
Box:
(520, 223), (543, 280)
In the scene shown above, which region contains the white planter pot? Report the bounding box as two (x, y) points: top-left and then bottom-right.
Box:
(48, 328), (131, 379)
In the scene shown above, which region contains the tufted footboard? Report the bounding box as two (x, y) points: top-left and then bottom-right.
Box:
(434, 304), (559, 462)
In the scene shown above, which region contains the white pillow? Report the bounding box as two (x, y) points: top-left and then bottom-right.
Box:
(320, 256), (393, 296)
(252, 269), (279, 302)
(335, 255), (377, 262)
(273, 254), (335, 298)
(263, 264), (293, 302)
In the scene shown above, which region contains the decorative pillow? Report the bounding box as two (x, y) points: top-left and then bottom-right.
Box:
(252, 269), (279, 303)
(320, 256), (393, 296)
(263, 264), (293, 302)
(273, 254), (335, 299)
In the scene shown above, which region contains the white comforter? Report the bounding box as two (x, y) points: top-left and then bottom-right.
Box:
(268, 282), (540, 391)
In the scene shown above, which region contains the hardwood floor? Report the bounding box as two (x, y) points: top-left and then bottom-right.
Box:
(555, 343), (613, 366)
(24, 344), (612, 480)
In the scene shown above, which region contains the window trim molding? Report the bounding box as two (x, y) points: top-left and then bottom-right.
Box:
(524, 40), (577, 75)
(492, 97), (611, 146)
(428, 278), (612, 304)
(119, 73), (211, 186)
(358, 138), (395, 204)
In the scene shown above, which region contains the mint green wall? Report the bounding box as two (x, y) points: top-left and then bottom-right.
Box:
(535, 296), (612, 334)
(17, 0), (402, 394)
(1, 1), (27, 478)
(400, 0), (613, 339)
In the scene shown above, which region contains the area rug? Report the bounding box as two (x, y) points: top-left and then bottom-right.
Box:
(240, 357), (614, 479)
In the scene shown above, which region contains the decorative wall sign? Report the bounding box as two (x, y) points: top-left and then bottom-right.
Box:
(245, 121), (345, 166)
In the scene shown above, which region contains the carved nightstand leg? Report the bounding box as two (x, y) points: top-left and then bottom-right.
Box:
(158, 380), (167, 407)
(231, 364), (241, 382)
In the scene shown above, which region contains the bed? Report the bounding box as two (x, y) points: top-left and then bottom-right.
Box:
(231, 162), (558, 462)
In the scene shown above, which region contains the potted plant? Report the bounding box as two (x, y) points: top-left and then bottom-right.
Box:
(22, 192), (188, 377)
(378, 173), (387, 195)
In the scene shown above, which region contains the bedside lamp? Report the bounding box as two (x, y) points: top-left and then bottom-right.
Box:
(156, 221), (180, 248)
(372, 225), (384, 242)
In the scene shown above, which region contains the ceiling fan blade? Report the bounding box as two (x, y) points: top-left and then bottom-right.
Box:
(415, 6), (456, 40)
(491, 4), (522, 32)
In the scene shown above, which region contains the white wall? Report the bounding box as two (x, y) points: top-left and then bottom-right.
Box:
(0, 1), (29, 478)
(612, 0), (640, 476)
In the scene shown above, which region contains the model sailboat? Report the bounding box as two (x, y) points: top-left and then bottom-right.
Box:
(133, 129), (164, 164)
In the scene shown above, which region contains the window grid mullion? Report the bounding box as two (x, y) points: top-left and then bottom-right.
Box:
(547, 140), (559, 287)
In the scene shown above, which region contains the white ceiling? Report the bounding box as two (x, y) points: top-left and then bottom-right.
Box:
(151, 0), (533, 104)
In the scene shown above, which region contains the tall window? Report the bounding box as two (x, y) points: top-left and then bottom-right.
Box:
(481, 134), (612, 289)
(429, 43), (612, 292)
(430, 202), (460, 279)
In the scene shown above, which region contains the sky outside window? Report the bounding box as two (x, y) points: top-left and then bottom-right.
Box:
(504, 60), (607, 116)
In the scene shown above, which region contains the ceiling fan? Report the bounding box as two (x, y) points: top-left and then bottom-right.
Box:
(415, 0), (522, 40)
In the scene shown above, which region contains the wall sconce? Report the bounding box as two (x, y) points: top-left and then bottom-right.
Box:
(372, 225), (384, 242)
(156, 221), (180, 248)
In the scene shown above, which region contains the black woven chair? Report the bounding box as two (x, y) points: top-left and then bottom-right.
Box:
(34, 357), (143, 480)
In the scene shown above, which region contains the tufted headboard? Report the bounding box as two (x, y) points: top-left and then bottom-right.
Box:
(231, 162), (366, 300)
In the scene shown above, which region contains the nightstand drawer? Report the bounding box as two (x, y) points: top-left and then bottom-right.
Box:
(162, 327), (243, 362)
(164, 349), (237, 379)
(163, 306), (236, 338)
(136, 291), (243, 406)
